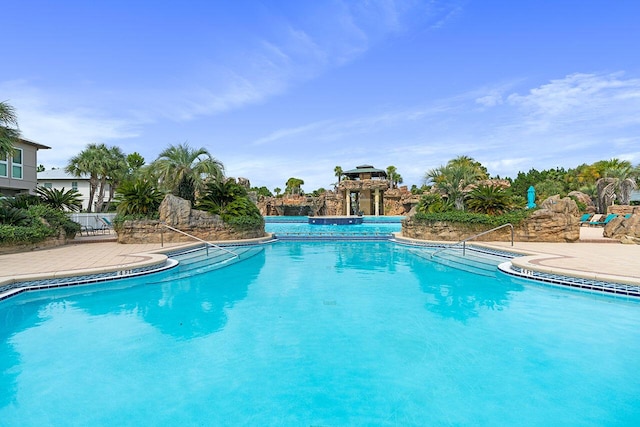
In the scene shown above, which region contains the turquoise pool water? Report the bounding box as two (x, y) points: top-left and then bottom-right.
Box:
(1, 241), (640, 425)
(265, 216), (402, 236)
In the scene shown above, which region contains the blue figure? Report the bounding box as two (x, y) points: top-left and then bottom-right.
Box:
(527, 185), (536, 209)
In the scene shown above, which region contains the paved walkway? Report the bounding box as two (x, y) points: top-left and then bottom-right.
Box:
(1, 228), (639, 288)
(0, 240), (189, 284)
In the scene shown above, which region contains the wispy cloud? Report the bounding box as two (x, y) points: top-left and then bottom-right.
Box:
(1, 80), (140, 167)
(244, 72), (640, 189)
(506, 72), (640, 131)
(160, 0), (463, 121)
(252, 103), (455, 147)
(253, 120), (331, 146)
(2, 1), (463, 173)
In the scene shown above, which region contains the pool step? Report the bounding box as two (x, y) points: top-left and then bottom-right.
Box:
(155, 246), (263, 281)
(411, 248), (504, 277)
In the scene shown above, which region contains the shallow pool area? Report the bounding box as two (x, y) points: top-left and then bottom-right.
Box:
(1, 240), (639, 425)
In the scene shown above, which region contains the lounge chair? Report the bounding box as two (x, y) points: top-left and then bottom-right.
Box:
(80, 225), (96, 236)
(96, 216), (113, 234)
(588, 213), (617, 227)
(585, 214), (603, 226)
(578, 213), (593, 226)
(101, 217), (114, 228)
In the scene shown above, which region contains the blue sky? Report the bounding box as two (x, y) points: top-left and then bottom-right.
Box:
(3, 0), (639, 192)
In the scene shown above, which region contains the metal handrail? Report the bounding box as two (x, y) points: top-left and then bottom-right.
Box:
(430, 223), (514, 258)
(160, 223), (238, 258)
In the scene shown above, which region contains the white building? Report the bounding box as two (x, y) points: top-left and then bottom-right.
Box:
(37, 169), (110, 212)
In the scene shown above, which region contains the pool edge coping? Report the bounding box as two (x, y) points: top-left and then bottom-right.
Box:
(0, 234), (276, 301)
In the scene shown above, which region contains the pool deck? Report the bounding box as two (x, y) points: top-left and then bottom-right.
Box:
(478, 227), (640, 286)
(1, 228), (639, 289)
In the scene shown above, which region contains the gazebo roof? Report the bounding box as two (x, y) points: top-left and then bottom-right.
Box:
(343, 165), (387, 178)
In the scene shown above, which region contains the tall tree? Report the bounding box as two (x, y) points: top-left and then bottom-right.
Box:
(386, 165), (403, 189)
(285, 177), (304, 195)
(126, 152), (145, 172)
(0, 101), (20, 158)
(150, 143), (224, 202)
(448, 155), (489, 178)
(66, 144), (128, 212)
(65, 144), (105, 213)
(334, 166), (343, 184)
(102, 146), (129, 212)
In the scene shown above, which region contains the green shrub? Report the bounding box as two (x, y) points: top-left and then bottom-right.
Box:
(0, 206), (30, 226)
(36, 187), (82, 212)
(465, 184), (514, 215)
(417, 193), (454, 214)
(0, 205), (81, 245)
(28, 205), (81, 237)
(219, 197), (264, 231)
(567, 195), (587, 212)
(116, 179), (165, 216)
(196, 179), (248, 214)
(0, 194), (41, 209)
(412, 209), (532, 227)
(0, 224), (50, 243)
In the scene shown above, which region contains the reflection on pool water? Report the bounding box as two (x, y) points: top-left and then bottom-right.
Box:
(1, 241), (639, 426)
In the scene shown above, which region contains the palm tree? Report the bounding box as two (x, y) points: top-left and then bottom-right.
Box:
(115, 179), (164, 216)
(425, 157), (488, 211)
(36, 187), (83, 212)
(465, 184), (513, 215)
(386, 165), (403, 189)
(126, 152), (145, 172)
(417, 193), (453, 213)
(66, 144), (105, 213)
(334, 166), (343, 184)
(150, 143), (224, 202)
(449, 155), (489, 178)
(196, 179), (248, 214)
(101, 146), (128, 212)
(0, 101), (20, 158)
(285, 177), (304, 195)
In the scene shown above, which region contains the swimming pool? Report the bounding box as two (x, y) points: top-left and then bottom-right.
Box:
(1, 240), (639, 425)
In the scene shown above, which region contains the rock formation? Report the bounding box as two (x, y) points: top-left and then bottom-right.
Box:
(567, 191), (596, 213)
(603, 214), (640, 244)
(117, 194), (265, 243)
(256, 186), (420, 217)
(517, 196), (580, 242)
(402, 196), (580, 243)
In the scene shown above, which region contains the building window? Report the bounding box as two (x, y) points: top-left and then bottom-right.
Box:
(12, 148), (23, 179)
(71, 181), (78, 190)
(0, 153), (7, 178)
(44, 182), (52, 189)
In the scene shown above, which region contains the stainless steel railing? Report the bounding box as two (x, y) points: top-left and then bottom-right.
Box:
(160, 223), (239, 258)
(430, 223), (514, 258)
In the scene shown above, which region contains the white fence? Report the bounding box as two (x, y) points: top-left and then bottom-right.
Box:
(69, 213), (117, 229)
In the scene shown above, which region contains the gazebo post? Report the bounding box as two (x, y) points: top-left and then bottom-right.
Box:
(345, 191), (351, 216)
